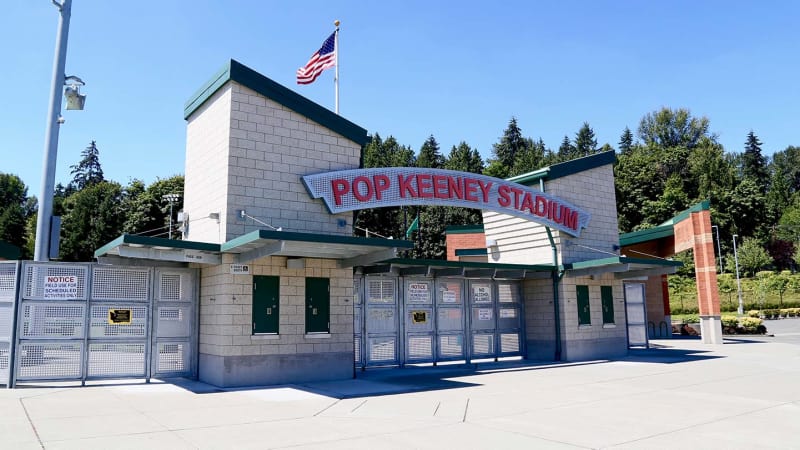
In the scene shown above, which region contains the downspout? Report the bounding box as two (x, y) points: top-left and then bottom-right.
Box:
(541, 179), (563, 361)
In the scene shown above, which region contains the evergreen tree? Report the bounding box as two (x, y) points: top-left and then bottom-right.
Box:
(557, 135), (575, 162)
(574, 122), (598, 157)
(618, 127), (634, 154)
(490, 117), (526, 173)
(511, 138), (546, 176)
(416, 135), (444, 169)
(0, 173), (31, 256)
(70, 140), (104, 190)
(742, 131), (769, 192)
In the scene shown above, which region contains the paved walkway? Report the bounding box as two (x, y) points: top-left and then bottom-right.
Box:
(2, 336), (800, 449)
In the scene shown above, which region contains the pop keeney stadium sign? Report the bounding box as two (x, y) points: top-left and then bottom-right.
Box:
(302, 168), (591, 237)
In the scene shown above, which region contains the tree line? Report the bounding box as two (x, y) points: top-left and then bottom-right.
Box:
(2, 106), (799, 271)
(0, 141), (183, 261)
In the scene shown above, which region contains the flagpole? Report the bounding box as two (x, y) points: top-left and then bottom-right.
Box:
(334, 20), (340, 115)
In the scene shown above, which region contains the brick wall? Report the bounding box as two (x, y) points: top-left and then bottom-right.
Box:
(445, 232), (486, 261)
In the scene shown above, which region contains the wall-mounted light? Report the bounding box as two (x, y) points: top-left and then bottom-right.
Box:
(64, 75), (86, 110)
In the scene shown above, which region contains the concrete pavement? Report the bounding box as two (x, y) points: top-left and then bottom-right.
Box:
(2, 335), (800, 449)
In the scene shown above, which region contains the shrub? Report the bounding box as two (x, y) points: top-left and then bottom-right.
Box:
(721, 315), (739, 327)
(681, 314), (700, 324)
(741, 317), (764, 330)
(747, 310), (761, 318)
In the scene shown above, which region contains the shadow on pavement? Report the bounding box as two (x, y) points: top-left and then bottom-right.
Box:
(626, 345), (723, 364)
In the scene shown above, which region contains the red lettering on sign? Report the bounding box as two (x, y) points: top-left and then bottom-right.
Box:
(417, 174), (433, 198)
(398, 175), (417, 198)
(464, 178), (479, 202)
(352, 176), (373, 202)
(520, 192), (534, 213)
(563, 208), (578, 230)
(448, 176), (463, 199)
(373, 175), (390, 200)
(534, 195), (547, 217)
(332, 179), (350, 206)
(511, 187), (523, 209)
(497, 185), (511, 207)
(477, 180), (493, 203)
(433, 175), (449, 199)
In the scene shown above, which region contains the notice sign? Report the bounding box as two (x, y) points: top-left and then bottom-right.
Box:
(478, 308), (493, 321)
(43, 275), (79, 299)
(407, 283), (431, 303)
(108, 309), (132, 325)
(473, 285), (491, 303)
(442, 289), (457, 303)
(230, 264), (250, 275)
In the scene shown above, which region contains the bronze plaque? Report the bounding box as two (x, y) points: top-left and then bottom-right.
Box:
(412, 310), (427, 324)
(108, 309), (132, 325)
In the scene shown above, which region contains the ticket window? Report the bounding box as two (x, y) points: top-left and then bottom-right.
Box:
(253, 276), (279, 334)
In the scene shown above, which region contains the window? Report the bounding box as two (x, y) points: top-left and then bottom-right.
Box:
(253, 276), (279, 334)
(576, 285), (590, 325)
(305, 277), (330, 334)
(601, 286), (615, 324)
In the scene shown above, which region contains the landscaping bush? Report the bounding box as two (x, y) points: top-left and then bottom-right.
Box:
(721, 315), (739, 328)
(740, 317), (764, 331)
(747, 310), (761, 318)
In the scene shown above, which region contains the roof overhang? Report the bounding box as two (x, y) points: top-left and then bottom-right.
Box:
(564, 256), (682, 279)
(359, 258), (556, 280)
(94, 235), (222, 265)
(220, 230), (413, 268)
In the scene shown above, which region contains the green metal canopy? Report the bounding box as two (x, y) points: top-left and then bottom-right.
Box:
(359, 258), (556, 280)
(563, 256), (682, 279)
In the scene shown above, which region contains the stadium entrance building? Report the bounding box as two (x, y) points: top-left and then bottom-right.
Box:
(3, 60), (718, 388)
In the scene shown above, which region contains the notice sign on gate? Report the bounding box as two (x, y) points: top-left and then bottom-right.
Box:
(407, 283), (431, 303)
(473, 285), (491, 303)
(43, 275), (79, 299)
(108, 309), (132, 325)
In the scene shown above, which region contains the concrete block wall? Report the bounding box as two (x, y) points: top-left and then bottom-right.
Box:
(558, 273), (628, 361)
(198, 254), (354, 387)
(183, 81), (361, 244)
(545, 165), (620, 264)
(184, 85), (232, 243)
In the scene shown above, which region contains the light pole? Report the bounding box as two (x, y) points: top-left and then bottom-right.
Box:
(733, 234), (743, 315)
(711, 225), (723, 273)
(162, 194), (181, 239)
(34, 0), (85, 261)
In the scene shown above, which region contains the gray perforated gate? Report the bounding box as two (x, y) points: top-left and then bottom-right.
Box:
(12, 262), (197, 386)
(0, 262), (20, 386)
(356, 276), (524, 368)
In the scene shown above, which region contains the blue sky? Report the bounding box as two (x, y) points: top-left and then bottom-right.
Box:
(3, 1), (799, 200)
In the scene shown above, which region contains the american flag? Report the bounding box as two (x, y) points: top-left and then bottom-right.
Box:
(296, 32), (336, 85)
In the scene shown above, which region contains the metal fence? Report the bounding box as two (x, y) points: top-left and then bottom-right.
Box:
(357, 275), (525, 368)
(10, 262), (197, 386)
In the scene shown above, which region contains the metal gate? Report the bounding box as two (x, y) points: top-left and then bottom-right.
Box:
(624, 282), (648, 348)
(0, 262), (19, 386)
(12, 262), (197, 386)
(357, 276), (524, 368)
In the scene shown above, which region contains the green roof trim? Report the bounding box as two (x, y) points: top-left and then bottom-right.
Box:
(619, 200), (712, 247)
(619, 225), (675, 247)
(509, 151), (617, 186)
(184, 59), (369, 146)
(660, 200), (711, 226)
(445, 224), (485, 234)
(221, 229), (414, 253)
(564, 256), (682, 271)
(454, 248), (488, 256)
(380, 258), (555, 272)
(0, 240), (20, 260)
(94, 234), (221, 258)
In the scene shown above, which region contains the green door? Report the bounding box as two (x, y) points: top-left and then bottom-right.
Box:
(306, 277), (330, 334)
(577, 285), (591, 325)
(253, 276), (279, 334)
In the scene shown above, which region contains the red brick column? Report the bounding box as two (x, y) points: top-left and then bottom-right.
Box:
(445, 232), (486, 261)
(692, 210), (720, 317)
